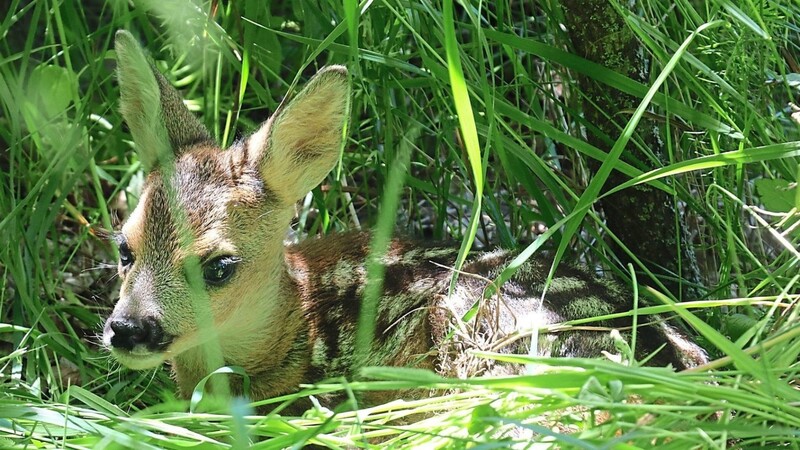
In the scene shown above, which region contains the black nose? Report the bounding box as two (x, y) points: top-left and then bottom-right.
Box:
(108, 316), (164, 351)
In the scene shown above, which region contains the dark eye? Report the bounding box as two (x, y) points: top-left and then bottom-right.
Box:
(203, 256), (239, 287)
(118, 241), (134, 267)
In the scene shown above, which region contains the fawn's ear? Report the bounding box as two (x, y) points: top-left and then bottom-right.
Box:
(248, 66), (350, 205)
(115, 30), (212, 173)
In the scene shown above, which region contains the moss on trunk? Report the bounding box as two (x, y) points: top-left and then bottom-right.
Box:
(561, 0), (702, 300)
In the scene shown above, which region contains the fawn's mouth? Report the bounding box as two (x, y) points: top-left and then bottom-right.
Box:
(110, 348), (169, 370)
(107, 330), (216, 370)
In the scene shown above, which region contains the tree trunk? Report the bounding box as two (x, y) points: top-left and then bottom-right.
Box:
(561, 0), (702, 300)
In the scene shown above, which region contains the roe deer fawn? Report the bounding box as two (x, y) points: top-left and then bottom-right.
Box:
(103, 30), (707, 407)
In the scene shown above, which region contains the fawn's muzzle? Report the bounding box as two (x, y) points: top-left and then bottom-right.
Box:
(106, 316), (168, 352)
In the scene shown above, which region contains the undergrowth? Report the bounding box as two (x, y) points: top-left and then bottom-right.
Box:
(1, 0), (799, 448)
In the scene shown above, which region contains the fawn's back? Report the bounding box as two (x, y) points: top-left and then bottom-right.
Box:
(102, 31), (707, 406)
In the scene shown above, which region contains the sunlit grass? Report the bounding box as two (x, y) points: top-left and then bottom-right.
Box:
(1, 0), (799, 448)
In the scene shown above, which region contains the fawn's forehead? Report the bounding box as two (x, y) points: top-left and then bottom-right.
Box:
(121, 145), (272, 260)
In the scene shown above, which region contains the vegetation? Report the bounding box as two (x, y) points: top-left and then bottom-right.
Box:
(2, 0), (799, 448)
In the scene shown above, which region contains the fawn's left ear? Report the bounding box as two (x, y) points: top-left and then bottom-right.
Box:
(248, 66), (350, 205)
(115, 30), (213, 173)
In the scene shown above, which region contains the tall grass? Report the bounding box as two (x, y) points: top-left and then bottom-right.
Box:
(1, 0), (799, 448)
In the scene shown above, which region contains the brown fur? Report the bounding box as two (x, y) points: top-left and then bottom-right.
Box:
(103, 31), (707, 410)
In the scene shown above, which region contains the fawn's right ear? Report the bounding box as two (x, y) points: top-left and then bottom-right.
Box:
(115, 30), (212, 173)
(246, 66), (351, 205)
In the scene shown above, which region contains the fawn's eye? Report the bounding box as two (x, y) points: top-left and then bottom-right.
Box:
(118, 241), (134, 267)
(203, 256), (239, 287)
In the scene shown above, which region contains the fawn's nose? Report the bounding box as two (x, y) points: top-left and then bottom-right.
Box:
(108, 316), (164, 351)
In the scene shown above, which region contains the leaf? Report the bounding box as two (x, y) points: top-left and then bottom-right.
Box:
(724, 313), (758, 341)
(189, 365), (251, 413)
(67, 385), (128, 417)
(768, 72), (800, 89)
(755, 178), (796, 213)
(468, 404), (499, 434)
(26, 64), (76, 120)
(359, 366), (445, 382)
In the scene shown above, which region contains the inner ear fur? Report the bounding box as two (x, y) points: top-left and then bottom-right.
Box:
(247, 66), (351, 205)
(115, 30), (212, 173)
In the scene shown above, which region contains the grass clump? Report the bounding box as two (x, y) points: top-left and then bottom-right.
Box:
(1, 0), (800, 448)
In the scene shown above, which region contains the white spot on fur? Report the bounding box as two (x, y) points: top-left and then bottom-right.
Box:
(312, 339), (329, 367)
(477, 249), (508, 262)
(320, 259), (364, 298)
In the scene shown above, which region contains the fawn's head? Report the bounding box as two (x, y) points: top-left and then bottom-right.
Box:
(102, 31), (350, 370)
